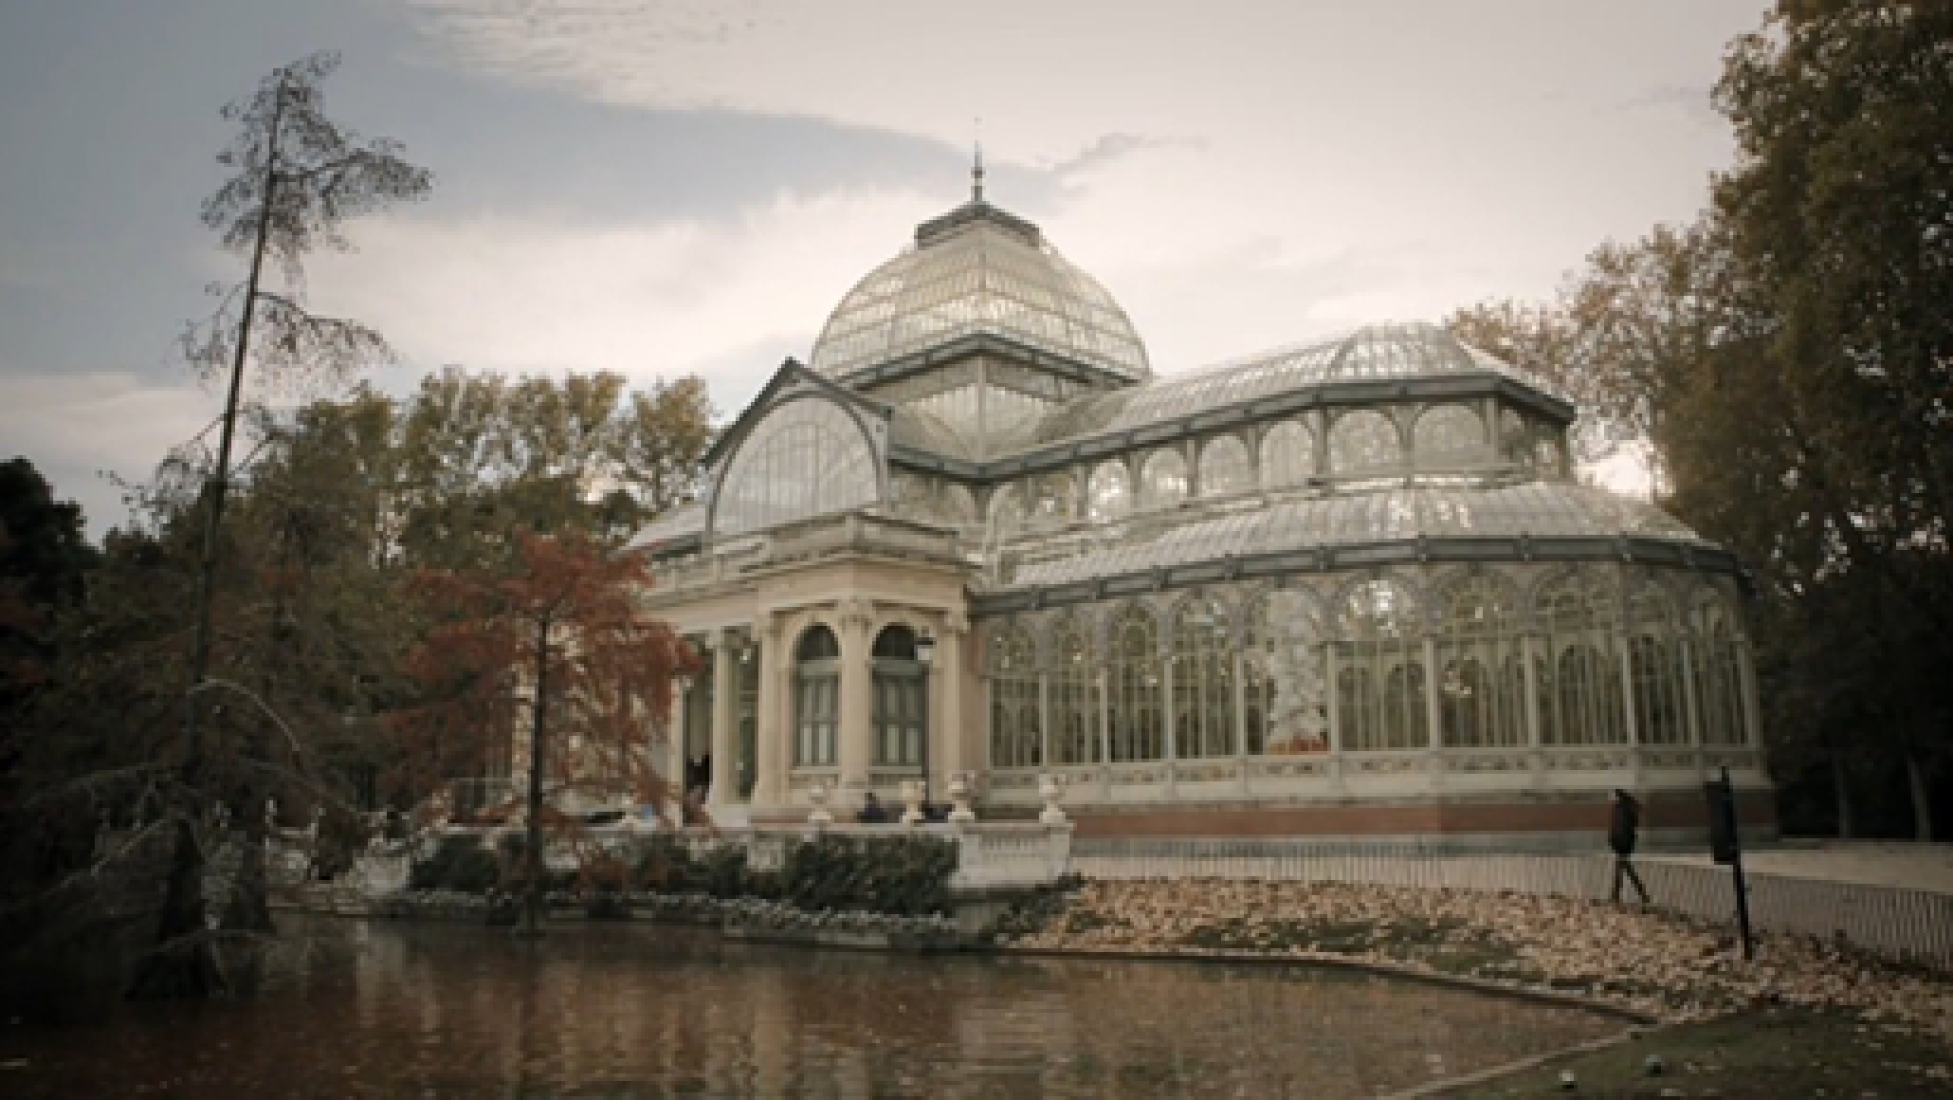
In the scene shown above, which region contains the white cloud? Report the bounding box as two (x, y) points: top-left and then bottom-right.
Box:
(394, 0), (1763, 378)
(305, 188), (944, 399)
(0, 371), (221, 531)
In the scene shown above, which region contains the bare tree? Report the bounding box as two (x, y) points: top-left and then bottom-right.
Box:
(133, 50), (431, 1000)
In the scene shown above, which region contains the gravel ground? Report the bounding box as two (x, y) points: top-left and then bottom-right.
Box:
(1000, 879), (1953, 1043)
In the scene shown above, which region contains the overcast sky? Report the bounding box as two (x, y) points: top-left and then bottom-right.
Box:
(0, 0), (1768, 535)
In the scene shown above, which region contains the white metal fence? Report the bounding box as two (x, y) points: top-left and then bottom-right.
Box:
(1074, 838), (1953, 972)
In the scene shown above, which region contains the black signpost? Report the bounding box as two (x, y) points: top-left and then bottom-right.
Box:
(1704, 765), (1754, 960)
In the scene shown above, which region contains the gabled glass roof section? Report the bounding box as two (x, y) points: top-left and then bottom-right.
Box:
(1026, 322), (1564, 448)
(809, 200), (1151, 384)
(1004, 479), (1702, 587)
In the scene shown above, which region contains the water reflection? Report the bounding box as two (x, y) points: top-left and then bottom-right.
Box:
(1, 916), (1619, 1097)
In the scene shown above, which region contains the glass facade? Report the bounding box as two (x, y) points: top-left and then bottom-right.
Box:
(649, 191), (1762, 824)
(714, 397), (878, 538)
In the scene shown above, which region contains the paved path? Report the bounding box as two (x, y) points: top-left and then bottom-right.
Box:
(1641, 841), (1953, 896)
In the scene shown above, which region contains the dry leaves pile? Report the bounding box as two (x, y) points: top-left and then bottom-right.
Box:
(1005, 879), (1953, 1040)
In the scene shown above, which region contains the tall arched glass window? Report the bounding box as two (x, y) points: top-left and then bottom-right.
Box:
(1259, 419), (1315, 489)
(1107, 604), (1164, 762)
(987, 623), (1040, 769)
(1198, 436), (1253, 498)
(1335, 578), (1426, 750)
(1626, 587), (1688, 746)
(1171, 596), (1236, 758)
(1244, 590), (1329, 756)
(1535, 570), (1627, 746)
(871, 625), (924, 768)
(1694, 594), (1749, 746)
(1138, 449), (1189, 511)
(1435, 574), (1526, 748)
(1087, 460), (1132, 521)
(714, 398), (878, 538)
(1414, 405), (1486, 468)
(1329, 410), (1403, 476)
(1049, 615), (1097, 764)
(793, 625), (840, 767)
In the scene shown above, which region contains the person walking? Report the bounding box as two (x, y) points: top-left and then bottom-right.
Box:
(1609, 788), (1651, 904)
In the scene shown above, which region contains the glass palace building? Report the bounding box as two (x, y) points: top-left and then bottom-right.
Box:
(634, 179), (1774, 843)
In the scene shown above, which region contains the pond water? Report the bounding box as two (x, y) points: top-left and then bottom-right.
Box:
(1, 916), (1621, 1098)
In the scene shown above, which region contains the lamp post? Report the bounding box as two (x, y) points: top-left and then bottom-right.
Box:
(914, 632), (937, 810)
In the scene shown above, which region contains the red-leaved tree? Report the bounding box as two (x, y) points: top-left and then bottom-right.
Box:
(391, 529), (696, 934)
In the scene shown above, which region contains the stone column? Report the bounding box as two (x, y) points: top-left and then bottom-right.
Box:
(708, 629), (738, 809)
(836, 600), (875, 797)
(936, 613), (969, 794)
(750, 616), (784, 810)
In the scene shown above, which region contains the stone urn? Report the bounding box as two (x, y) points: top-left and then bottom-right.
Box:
(1038, 773), (1068, 825)
(806, 781), (834, 828)
(899, 778), (926, 826)
(946, 772), (977, 825)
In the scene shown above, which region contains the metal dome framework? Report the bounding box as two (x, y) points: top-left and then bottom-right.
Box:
(808, 201), (1152, 385)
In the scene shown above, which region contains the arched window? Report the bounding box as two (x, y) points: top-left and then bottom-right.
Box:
(1259, 419), (1316, 489)
(1335, 578), (1426, 750)
(1139, 449), (1189, 511)
(1029, 472), (1075, 531)
(1198, 436), (1253, 498)
(714, 398), (878, 538)
(872, 625), (924, 768)
(1535, 570), (1627, 746)
(1435, 574), (1526, 747)
(1049, 615), (1097, 765)
(1172, 596), (1236, 759)
(1499, 409), (1530, 465)
(988, 484), (1027, 542)
(1626, 587), (1688, 746)
(794, 625), (840, 767)
(987, 623), (1040, 769)
(1414, 405), (1486, 467)
(1107, 605), (1164, 762)
(1694, 594), (1750, 746)
(1087, 460), (1132, 522)
(1244, 590), (1329, 756)
(1329, 410), (1402, 475)
(1535, 436), (1566, 477)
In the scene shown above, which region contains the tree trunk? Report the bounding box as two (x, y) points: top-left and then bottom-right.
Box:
(1905, 748), (1934, 842)
(1831, 750), (1854, 839)
(127, 818), (224, 1000)
(516, 616), (550, 938)
(222, 810), (276, 934)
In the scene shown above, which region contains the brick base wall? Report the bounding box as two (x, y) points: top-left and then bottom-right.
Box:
(1065, 790), (1778, 841)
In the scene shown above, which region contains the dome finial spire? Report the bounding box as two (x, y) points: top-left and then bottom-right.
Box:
(972, 116), (985, 203)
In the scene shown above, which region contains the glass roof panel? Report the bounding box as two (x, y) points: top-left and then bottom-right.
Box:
(1004, 479), (1704, 587)
(1023, 322), (1564, 451)
(810, 203), (1151, 383)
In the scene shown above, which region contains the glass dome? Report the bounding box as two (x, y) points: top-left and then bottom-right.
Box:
(809, 201), (1151, 383)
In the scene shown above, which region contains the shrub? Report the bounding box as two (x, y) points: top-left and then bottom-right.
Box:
(409, 835), (499, 893)
(780, 834), (955, 917)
